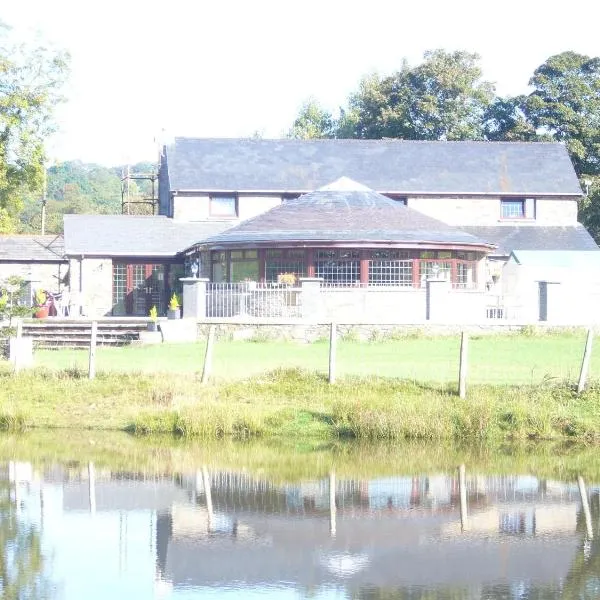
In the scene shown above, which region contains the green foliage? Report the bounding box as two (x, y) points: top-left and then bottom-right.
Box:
(482, 95), (539, 141)
(149, 305), (158, 321)
(302, 50), (496, 141)
(18, 160), (156, 234)
(288, 98), (335, 139)
(527, 51), (600, 176)
(0, 275), (31, 324)
(0, 23), (70, 232)
(579, 176), (600, 240)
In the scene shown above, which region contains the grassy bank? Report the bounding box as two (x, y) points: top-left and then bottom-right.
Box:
(1, 367), (599, 442)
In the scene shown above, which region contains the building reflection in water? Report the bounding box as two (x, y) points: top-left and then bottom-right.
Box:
(4, 461), (599, 599)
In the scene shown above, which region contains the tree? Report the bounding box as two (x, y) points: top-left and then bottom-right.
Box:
(288, 98), (335, 139)
(0, 23), (69, 232)
(0, 480), (51, 599)
(527, 51), (600, 176)
(482, 95), (539, 141)
(333, 50), (495, 140)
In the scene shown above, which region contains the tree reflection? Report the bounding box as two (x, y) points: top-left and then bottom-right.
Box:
(0, 480), (53, 600)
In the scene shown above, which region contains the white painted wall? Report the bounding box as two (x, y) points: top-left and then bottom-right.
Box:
(238, 195), (282, 220)
(408, 196), (578, 226)
(172, 194), (282, 222)
(173, 195), (210, 220)
(502, 258), (600, 324)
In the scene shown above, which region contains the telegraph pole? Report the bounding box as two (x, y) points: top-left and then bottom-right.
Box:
(41, 167), (47, 235)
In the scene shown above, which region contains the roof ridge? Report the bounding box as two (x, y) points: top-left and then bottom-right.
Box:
(173, 136), (563, 147)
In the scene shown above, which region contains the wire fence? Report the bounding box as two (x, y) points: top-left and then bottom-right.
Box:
(23, 322), (600, 391)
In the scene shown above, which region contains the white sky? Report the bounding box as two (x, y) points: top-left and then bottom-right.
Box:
(3, 0), (600, 166)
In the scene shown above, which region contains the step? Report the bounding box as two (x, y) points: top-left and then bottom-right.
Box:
(18, 318), (153, 348)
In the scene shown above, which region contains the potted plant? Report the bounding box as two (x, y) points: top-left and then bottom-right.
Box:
(167, 293), (181, 320)
(148, 305), (159, 331)
(33, 289), (49, 319)
(277, 272), (297, 287)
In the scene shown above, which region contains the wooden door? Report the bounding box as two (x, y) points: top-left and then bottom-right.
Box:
(112, 263), (166, 316)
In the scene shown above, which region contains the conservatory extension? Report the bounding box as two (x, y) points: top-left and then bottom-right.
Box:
(208, 247), (484, 289)
(181, 180), (497, 321)
(195, 179), (494, 290)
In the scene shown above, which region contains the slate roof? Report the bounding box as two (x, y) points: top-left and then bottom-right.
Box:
(165, 137), (582, 196)
(0, 234), (65, 262)
(204, 183), (493, 249)
(462, 225), (599, 256)
(510, 250), (600, 268)
(63, 215), (235, 257)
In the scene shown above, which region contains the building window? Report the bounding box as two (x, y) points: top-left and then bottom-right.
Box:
(419, 261), (452, 285)
(501, 199), (525, 219)
(316, 250), (360, 285)
(265, 249), (306, 283)
(230, 249), (259, 282)
(210, 195), (237, 217)
(211, 251), (228, 282)
(456, 262), (477, 289)
(369, 250), (413, 286)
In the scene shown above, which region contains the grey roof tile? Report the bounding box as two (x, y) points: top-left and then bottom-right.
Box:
(461, 225), (600, 255)
(0, 234), (65, 261)
(205, 188), (491, 248)
(166, 138), (582, 196)
(64, 215), (235, 256)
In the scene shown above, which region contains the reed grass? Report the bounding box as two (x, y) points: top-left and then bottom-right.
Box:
(1, 366), (599, 442)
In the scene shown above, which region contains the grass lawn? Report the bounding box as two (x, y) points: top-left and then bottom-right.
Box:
(30, 330), (595, 386)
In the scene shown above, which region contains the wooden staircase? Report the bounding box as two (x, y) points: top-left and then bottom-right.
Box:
(21, 318), (152, 348)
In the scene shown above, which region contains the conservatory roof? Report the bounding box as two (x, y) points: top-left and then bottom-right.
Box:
(201, 178), (494, 250)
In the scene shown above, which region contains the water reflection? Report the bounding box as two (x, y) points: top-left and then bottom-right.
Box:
(4, 456), (600, 599)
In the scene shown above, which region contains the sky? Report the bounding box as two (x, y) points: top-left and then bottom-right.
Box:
(3, 0), (600, 166)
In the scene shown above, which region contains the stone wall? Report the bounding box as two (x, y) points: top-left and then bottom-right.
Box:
(0, 261), (67, 296)
(194, 322), (566, 344)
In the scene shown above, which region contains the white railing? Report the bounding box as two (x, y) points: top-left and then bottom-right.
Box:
(206, 283), (302, 318)
(205, 283), (519, 322)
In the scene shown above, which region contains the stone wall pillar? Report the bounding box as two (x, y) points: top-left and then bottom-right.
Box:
(426, 278), (450, 322)
(299, 277), (323, 320)
(181, 277), (209, 319)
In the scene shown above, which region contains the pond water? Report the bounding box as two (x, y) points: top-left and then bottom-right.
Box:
(2, 434), (599, 599)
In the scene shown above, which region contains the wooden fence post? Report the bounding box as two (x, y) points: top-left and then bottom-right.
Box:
(328, 322), (337, 384)
(201, 325), (216, 384)
(202, 465), (213, 531)
(13, 318), (24, 374)
(88, 461), (96, 515)
(329, 470), (337, 537)
(458, 331), (468, 399)
(459, 463), (468, 532)
(88, 321), (98, 380)
(577, 329), (593, 394)
(578, 476), (594, 539)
